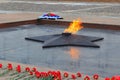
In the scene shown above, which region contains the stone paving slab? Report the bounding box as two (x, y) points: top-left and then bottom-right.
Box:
(0, 13), (120, 27)
(0, 13), (40, 24)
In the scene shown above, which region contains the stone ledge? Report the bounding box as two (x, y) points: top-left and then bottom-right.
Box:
(0, 19), (120, 31)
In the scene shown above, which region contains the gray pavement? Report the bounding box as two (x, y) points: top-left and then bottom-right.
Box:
(0, 1), (120, 18)
(0, 0), (120, 78)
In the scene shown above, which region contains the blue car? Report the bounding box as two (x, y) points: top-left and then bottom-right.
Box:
(38, 13), (63, 20)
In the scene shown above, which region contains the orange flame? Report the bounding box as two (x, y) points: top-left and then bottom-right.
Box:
(64, 19), (83, 34)
(68, 47), (79, 60)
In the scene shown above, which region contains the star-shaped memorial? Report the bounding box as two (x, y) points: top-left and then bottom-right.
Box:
(25, 33), (104, 48)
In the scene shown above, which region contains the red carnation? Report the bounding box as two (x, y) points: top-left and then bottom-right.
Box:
(52, 71), (58, 78)
(16, 65), (21, 73)
(77, 72), (82, 77)
(0, 63), (3, 68)
(71, 74), (76, 79)
(111, 76), (116, 80)
(84, 75), (90, 80)
(25, 67), (30, 72)
(29, 71), (33, 75)
(41, 72), (46, 77)
(35, 71), (41, 78)
(48, 71), (52, 76)
(32, 67), (37, 72)
(113, 75), (120, 80)
(7, 63), (13, 70)
(63, 72), (69, 78)
(44, 72), (49, 77)
(56, 71), (61, 80)
(56, 71), (61, 76)
(93, 74), (99, 79)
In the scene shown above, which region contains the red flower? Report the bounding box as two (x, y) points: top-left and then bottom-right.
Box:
(52, 71), (58, 78)
(105, 77), (110, 80)
(7, 63), (13, 70)
(44, 72), (48, 77)
(56, 71), (61, 76)
(29, 71), (33, 75)
(93, 74), (99, 79)
(25, 67), (30, 72)
(84, 75), (90, 80)
(0, 64), (3, 68)
(71, 74), (76, 79)
(35, 71), (41, 78)
(41, 72), (46, 77)
(56, 71), (62, 80)
(16, 65), (21, 73)
(76, 72), (82, 78)
(111, 76), (115, 80)
(48, 71), (52, 76)
(32, 67), (37, 72)
(113, 75), (120, 80)
(63, 72), (69, 78)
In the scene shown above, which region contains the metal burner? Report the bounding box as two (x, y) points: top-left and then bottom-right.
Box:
(62, 33), (72, 36)
(25, 33), (104, 48)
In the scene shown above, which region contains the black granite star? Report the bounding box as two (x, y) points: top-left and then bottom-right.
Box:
(25, 33), (104, 48)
